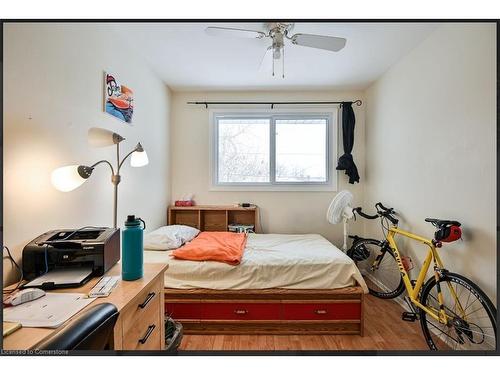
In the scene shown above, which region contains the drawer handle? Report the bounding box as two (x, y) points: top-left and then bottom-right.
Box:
(234, 309), (248, 315)
(314, 309), (328, 315)
(138, 292), (156, 309)
(138, 324), (156, 344)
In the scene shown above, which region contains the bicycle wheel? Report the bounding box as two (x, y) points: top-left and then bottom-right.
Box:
(420, 272), (497, 350)
(347, 238), (405, 299)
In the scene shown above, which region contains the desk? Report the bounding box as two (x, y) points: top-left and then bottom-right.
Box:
(3, 263), (168, 351)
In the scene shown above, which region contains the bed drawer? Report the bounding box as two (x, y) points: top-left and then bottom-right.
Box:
(165, 302), (203, 320)
(202, 302), (281, 320)
(282, 302), (361, 320)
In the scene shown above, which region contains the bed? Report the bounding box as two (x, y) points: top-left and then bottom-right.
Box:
(146, 205), (367, 335)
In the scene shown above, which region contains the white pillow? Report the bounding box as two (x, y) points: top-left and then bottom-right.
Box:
(144, 225), (200, 251)
(170, 225), (200, 243)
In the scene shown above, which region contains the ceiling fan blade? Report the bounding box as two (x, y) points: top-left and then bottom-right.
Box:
(205, 27), (266, 39)
(259, 46), (273, 72)
(290, 33), (346, 52)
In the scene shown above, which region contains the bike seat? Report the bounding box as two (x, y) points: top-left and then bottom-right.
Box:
(425, 218), (461, 227)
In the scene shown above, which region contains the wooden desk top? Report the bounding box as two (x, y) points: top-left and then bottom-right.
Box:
(2, 263), (168, 351)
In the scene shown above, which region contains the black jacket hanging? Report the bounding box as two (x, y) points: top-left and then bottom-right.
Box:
(336, 102), (360, 184)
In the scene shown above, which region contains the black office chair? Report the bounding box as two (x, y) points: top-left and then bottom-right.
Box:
(36, 303), (119, 350)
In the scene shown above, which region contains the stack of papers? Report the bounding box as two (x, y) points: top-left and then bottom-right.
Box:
(3, 293), (95, 328)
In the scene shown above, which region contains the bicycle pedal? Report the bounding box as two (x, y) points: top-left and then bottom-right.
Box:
(402, 312), (418, 322)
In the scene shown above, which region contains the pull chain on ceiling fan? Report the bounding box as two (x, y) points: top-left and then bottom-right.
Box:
(205, 23), (347, 78)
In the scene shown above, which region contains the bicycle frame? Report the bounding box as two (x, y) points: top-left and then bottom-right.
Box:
(382, 226), (465, 325)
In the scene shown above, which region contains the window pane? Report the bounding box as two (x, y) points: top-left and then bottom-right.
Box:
(275, 119), (327, 182)
(218, 118), (270, 183)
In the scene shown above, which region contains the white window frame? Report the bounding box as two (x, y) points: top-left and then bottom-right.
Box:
(209, 108), (338, 192)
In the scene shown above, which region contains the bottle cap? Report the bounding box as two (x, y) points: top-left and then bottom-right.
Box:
(125, 215), (140, 227)
(124, 215), (145, 229)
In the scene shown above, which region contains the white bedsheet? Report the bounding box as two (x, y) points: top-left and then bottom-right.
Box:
(144, 233), (368, 293)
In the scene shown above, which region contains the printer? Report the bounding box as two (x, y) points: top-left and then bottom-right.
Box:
(22, 227), (120, 289)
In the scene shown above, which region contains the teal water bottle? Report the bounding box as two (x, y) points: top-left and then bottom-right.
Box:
(122, 215), (145, 281)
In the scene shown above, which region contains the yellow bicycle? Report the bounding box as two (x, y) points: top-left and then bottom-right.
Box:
(348, 203), (497, 351)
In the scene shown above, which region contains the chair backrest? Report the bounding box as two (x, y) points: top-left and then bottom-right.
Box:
(36, 303), (119, 351)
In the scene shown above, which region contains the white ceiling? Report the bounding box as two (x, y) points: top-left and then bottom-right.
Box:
(111, 22), (439, 91)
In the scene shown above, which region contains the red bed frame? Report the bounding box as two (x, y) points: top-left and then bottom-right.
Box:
(164, 286), (364, 335)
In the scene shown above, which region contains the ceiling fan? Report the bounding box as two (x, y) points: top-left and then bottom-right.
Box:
(205, 23), (347, 78)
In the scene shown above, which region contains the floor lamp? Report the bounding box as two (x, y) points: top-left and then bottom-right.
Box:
(51, 127), (149, 228)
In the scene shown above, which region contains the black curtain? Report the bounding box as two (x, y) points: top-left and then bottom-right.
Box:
(336, 102), (360, 184)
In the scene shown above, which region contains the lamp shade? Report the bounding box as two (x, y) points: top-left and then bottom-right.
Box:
(51, 165), (91, 192)
(88, 127), (124, 147)
(130, 150), (149, 167)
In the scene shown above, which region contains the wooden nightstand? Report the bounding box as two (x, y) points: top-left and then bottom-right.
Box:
(168, 205), (259, 232)
(3, 263), (168, 351)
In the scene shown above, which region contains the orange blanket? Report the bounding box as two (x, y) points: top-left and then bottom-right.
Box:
(171, 231), (247, 265)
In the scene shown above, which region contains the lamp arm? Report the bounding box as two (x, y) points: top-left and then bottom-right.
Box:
(117, 147), (140, 173)
(89, 158), (118, 228)
(87, 143), (142, 229)
(90, 159), (115, 175)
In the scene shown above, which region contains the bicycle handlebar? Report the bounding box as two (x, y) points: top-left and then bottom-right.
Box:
(354, 204), (399, 225)
(375, 202), (393, 213)
(383, 213), (399, 225)
(353, 207), (379, 220)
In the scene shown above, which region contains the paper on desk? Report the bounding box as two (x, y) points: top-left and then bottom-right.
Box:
(3, 293), (95, 328)
(23, 267), (93, 288)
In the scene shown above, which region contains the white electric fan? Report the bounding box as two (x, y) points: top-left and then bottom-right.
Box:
(326, 190), (355, 252)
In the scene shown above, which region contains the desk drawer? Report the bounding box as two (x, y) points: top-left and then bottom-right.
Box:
(123, 318), (161, 350)
(201, 302), (280, 320)
(122, 278), (162, 350)
(282, 302), (361, 320)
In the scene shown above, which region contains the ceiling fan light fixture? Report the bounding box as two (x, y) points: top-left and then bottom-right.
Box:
(273, 47), (281, 59)
(206, 23), (347, 79)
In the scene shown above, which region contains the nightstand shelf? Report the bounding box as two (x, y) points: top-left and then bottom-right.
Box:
(167, 205), (259, 233)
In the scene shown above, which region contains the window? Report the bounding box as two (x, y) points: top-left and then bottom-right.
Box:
(211, 111), (337, 191)
(275, 119), (327, 183)
(218, 118), (270, 183)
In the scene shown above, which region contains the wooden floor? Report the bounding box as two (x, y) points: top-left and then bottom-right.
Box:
(178, 294), (429, 351)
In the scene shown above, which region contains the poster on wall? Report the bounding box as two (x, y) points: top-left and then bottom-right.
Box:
(103, 72), (134, 124)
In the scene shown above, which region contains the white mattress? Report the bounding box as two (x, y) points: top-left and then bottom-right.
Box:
(144, 233), (368, 293)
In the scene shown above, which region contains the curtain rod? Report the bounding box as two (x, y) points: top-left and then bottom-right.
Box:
(187, 100), (362, 109)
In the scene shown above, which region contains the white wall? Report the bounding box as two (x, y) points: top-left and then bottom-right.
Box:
(3, 23), (172, 284)
(364, 24), (496, 302)
(170, 90), (365, 245)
